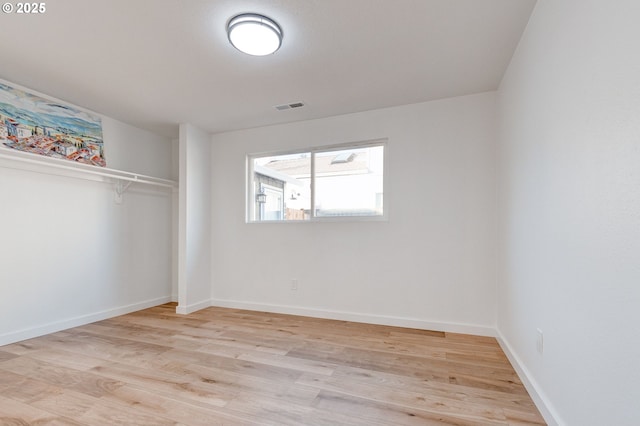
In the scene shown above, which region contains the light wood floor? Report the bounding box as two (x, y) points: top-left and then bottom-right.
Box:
(0, 303), (545, 425)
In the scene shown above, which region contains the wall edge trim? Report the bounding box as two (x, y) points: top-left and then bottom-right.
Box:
(0, 296), (172, 346)
(211, 298), (495, 336)
(176, 298), (212, 315)
(496, 329), (565, 426)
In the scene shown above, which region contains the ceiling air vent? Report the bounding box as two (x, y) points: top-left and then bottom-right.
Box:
(274, 101), (305, 111)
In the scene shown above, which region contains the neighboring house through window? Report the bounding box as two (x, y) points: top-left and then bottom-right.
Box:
(248, 140), (386, 222)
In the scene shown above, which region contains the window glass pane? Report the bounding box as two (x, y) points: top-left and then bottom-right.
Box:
(253, 153), (311, 221)
(314, 145), (384, 217)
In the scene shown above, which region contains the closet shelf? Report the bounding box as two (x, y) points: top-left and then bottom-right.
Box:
(0, 147), (176, 189)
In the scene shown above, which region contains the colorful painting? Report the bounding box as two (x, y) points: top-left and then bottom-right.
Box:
(0, 81), (105, 167)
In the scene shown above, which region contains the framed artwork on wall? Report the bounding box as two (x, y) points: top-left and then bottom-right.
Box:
(0, 80), (105, 167)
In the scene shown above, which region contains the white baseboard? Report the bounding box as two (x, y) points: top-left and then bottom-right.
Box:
(0, 296), (172, 347)
(176, 298), (212, 315)
(496, 330), (565, 426)
(211, 298), (495, 336)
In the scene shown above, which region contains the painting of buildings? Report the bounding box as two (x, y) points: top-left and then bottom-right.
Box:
(0, 81), (105, 166)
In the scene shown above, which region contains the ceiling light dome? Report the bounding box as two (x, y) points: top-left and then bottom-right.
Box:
(227, 13), (282, 56)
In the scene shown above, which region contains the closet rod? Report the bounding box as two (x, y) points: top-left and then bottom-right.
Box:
(0, 150), (176, 189)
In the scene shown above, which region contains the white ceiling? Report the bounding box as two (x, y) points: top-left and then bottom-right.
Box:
(0, 0), (536, 138)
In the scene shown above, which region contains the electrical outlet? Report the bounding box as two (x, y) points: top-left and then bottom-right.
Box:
(291, 279), (298, 291)
(536, 328), (544, 354)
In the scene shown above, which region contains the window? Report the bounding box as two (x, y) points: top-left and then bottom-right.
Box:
(248, 140), (386, 222)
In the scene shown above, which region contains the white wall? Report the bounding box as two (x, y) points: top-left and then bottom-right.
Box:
(102, 117), (172, 179)
(210, 93), (498, 333)
(0, 116), (174, 345)
(177, 124), (212, 314)
(171, 138), (179, 301)
(497, 1), (640, 425)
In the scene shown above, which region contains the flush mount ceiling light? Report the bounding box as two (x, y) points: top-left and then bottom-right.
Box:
(227, 13), (282, 56)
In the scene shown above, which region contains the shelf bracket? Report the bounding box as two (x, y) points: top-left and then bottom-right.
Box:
(114, 179), (134, 204)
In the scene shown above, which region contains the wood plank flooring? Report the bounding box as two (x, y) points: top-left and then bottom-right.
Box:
(0, 303), (545, 425)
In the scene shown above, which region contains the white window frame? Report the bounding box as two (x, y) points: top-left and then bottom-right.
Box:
(247, 139), (388, 223)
